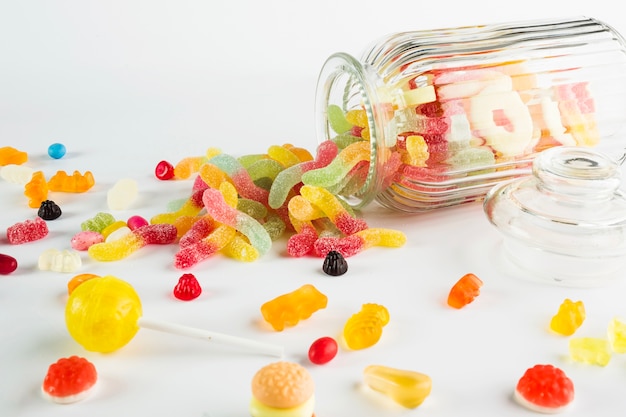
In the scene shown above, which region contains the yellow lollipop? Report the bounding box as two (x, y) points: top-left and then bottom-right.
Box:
(65, 275), (283, 357)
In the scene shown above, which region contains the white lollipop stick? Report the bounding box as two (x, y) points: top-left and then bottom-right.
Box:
(137, 317), (284, 358)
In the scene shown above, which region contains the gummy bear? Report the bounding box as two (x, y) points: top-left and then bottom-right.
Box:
(549, 299), (585, 336)
(569, 337), (611, 366)
(608, 317), (626, 353)
(343, 303), (389, 350)
(48, 170), (95, 193)
(363, 365), (432, 408)
(447, 273), (483, 309)
(0, 146), (28, 166)
(24, 171), (48, 208)
(260, 284), (328, 331)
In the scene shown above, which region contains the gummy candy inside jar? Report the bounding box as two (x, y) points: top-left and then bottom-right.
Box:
(315, 16), (626, 212)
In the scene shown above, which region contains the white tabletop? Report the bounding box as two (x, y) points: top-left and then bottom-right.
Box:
(2, 1), (626, 416)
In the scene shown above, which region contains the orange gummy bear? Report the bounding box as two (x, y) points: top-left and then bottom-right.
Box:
(48, 170), (95, 193)
(260, 284), (328, 331)
(24, 171), (48, 208)
(0, 146), (28, 166)
(447, 273), (483, 309)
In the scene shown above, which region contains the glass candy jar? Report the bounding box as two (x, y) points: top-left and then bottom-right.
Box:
(315, 17), (626, 211)
(483, 146), (626, 286)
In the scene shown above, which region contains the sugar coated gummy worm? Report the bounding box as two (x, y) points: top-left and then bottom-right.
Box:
(88, 223), (178, 261)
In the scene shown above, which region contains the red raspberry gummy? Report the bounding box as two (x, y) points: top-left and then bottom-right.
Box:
(155, 160), (175, 180)
(173, 273), (202, 301)
(515, 364), (574, 413)
(308, 336), (338, 365)
(42, 356), (98, 404)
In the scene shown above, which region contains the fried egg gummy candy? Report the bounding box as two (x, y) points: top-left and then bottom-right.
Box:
(315, 17), (626, 212)
(65, 276), (283, 356)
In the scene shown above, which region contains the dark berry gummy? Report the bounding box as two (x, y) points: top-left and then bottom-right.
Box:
(38, 200), (62, 220)
(322, 250), (348, 276)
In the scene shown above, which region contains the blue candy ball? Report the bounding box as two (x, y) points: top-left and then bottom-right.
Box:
(48, 143), (67, 159)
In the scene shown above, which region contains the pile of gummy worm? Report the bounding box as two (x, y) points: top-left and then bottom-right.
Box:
(0, 143), (622, 414)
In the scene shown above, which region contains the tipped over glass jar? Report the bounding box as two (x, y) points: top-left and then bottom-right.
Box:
(315, 16), (626, 212)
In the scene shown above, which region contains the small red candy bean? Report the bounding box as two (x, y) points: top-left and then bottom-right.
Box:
(127, 215), (148, 231)
(308, 336), (338, 365)
(0, 254), (18, 275)
(155, 160), (175, 180)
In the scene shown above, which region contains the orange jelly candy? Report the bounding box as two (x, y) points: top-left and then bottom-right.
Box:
(447, 273), (483, 309)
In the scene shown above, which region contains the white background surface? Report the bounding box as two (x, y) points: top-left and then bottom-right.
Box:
(2, 1), (626, 416)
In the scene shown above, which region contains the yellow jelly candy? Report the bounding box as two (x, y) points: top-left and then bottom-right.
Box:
(363, 365), (432, 408)
(343, 303), (389, 350)
(569, 337), (611, 366)
(607, 317), (626, 353)
(549, 299), (585, 336)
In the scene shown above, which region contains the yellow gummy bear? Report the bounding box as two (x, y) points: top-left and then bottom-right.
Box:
(569, 337), (611, 366)
(549, 298), (585, 336)
(608, 317), (626, 353)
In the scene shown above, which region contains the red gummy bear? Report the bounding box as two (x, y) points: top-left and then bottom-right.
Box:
(173, 273), (202, 301)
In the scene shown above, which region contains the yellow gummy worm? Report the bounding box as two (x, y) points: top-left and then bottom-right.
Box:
(299, 184), (347, 221)
(356, 228), (407, 248)
(287, 195), (326, 222)
(267, 145), (300, 168)
(222, 232), (259, 262)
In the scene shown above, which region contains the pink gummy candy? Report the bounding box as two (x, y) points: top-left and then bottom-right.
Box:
(313, 235), (363, 258)
(7, 217), (49, 244)
(287, 224), (318, 257)
(126, 215), (148, 231)
(70, 231), (105, 251)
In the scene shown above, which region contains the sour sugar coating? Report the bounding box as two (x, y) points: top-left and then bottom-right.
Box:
(71, 231), (105, 251)
(151, 188), (205, 224)
(238, 198), (268, 220)
(107, 178), (138, 210)
(173, 155), (208, 180)
(88, 223), (177, 261)
(65, 275), (142, 353)
(301, 140), (369, 188)
(268, 140), (338, 209)
(174, 224), (236, 269)
(260, 284), (328, 331)
(0, 146), (28, 166)
(24, 171), (48, 208)
(514, 364), (574, 413)
(202, 188), (272, 256)
(48, 170), (95, 193)
(288, 195), (326, 222)
(42, 356), (97, 404)
(363, 365), (432, 409)
(569, 337), (611, 366)
(267, 144), (301, 167)
(250, 361), (315, 417)
(38, 249), (82, 273)
(262, 214), (286, 241)
(313, 227), (407, 258)
(222, 232), (260, 262)
(247, 158), (284, 182)
(550, 299), (585, 336)
(7, 216), (49, 244)
(81, 212), (116, 233)
(447, 273), (483, 309)
(0, 164), (35, 184)
(208, 153), (269, 205)
(343, 303), (389, 350)
(299, 185), (368, 235)
(0, 253), (18, 275)
(178, 216), (215, 247)
(607, 317), (626, 353)
(38, 200), (62, 220)
(287, 222), (318, 257)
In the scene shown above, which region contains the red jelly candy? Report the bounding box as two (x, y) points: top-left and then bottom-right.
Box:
(308, 336), (338, 365)
(6, 216), (49, 244)
(42, 356), (98, 404)
(155, 160), (175, 180)
(0, 253), (18, 275)
(515, 364), (574, 413)
(173, 273), (202, 301)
